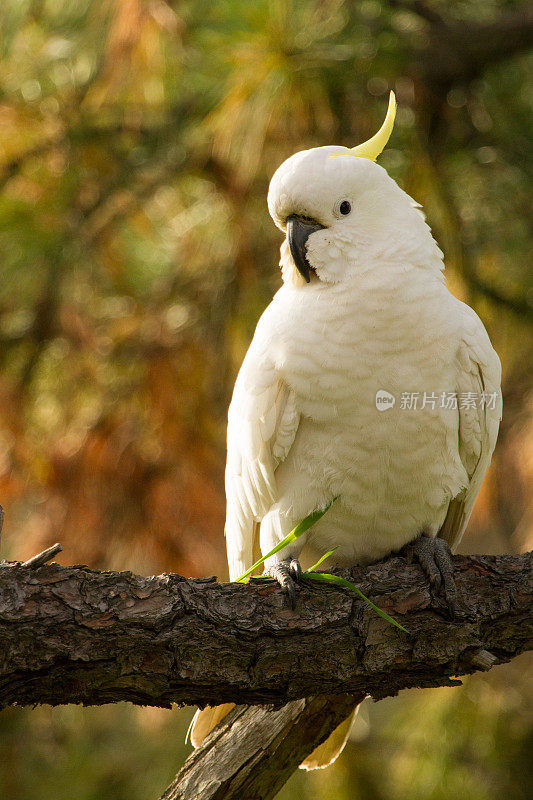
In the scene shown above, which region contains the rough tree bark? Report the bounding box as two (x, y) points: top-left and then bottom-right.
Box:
(0, 552), (531, 710)
(0, 551), (531, 799)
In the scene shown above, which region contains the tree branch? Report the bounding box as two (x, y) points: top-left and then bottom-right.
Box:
(161, 552), (532, 800)
(0, 553), (530, 712)
(397, 1), (533, 90)
(163, 695), (365, 800)
(0, 551), (531, 800)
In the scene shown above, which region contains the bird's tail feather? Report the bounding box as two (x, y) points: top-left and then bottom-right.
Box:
(299, 703), (360, 771)
(187, 703), (235, 748)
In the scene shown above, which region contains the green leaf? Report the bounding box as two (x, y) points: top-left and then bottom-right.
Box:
(306, 572), (408, 633)
(234, 498), (407, 634)
(305, 546), (340, 573)
(234, 498), (338, 583)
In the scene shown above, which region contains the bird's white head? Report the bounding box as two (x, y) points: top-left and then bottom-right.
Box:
(267, 92), (443, 287)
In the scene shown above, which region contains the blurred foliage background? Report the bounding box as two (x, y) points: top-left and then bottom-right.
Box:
(0, 1), (531, 798)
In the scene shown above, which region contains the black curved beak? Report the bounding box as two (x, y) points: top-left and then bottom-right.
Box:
(286, 214), (326, 283)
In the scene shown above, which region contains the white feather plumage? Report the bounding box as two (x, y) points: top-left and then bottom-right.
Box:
(225, 148), (501, 579)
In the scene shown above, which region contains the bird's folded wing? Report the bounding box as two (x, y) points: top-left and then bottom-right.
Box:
(225, 340), (299, 581)
(439, 306), (502, 550)
(191, 342), (300, 750)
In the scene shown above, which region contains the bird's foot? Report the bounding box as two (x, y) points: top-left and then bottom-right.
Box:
(268, 558), (302, 608)
(404, 535), (457, 617)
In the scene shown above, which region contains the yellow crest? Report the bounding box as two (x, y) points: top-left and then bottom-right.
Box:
(348, 91), (396, 161)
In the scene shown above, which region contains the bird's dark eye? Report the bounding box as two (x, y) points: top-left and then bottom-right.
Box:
(339, 200), (351, 215)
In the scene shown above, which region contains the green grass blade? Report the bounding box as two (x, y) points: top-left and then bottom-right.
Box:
(305, 546), (340, 573)
(234, 498), (337, 583)
(307, 572), (408, 633)
(233, 498), (407, 633)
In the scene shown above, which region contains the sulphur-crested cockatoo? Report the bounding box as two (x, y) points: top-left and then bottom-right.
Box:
(190, 92), (502, 768)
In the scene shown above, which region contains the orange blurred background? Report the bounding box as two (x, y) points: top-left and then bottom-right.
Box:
(0, 2), (531, 799)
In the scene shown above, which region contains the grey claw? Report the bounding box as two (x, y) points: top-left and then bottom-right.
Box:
(268, 558), (303, 608)
(285, 580), (297, 609)
(289, 558), (302, 581)
(406, 535), (457, 617)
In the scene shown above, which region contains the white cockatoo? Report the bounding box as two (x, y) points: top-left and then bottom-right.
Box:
(190, 92), (502, 768)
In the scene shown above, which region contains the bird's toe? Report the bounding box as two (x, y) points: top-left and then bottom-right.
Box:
(268, 558), (302, 609)
(288, 558), (303, 581)
(406, 535), (457, 617)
